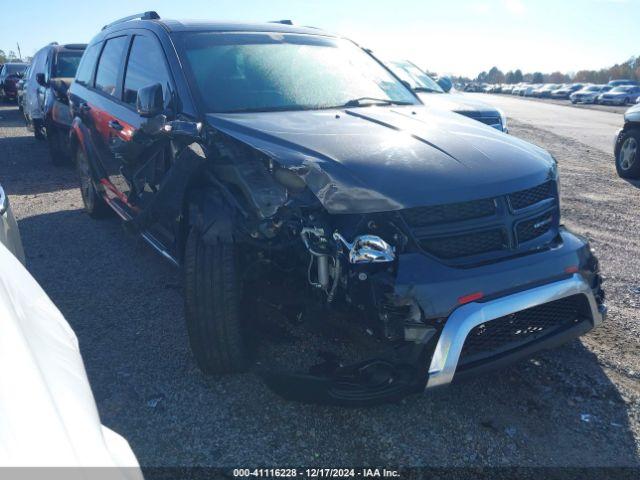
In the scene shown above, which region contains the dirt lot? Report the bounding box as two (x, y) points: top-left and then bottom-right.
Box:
(1, 103), (639, 468)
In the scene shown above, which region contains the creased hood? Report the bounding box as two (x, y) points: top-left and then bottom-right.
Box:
(206, 106), (555, 214)
(416, 92), (499, 115)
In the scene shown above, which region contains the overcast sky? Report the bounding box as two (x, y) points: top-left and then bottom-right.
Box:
(1, 0), (638, 77)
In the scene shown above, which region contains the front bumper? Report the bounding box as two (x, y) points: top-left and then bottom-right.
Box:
(426, 273), (605, 388)
(265, 228), (604, 405)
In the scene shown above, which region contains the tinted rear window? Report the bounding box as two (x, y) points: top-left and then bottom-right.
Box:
(53, 51), (84, 78)
(95, 36), (128, 97)
(75, 43), (101, 86)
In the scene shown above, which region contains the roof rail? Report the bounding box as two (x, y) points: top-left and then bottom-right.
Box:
(102, 11), (160, 31)
(270, 19), (293, 25)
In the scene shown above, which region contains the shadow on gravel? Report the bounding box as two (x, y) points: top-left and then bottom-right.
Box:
(0, 107), (78, 195)
(0, 103), (26, 127)
(16, 207), (640, 467)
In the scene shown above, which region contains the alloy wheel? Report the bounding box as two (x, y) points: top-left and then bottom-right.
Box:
(619, 137), (638, 170)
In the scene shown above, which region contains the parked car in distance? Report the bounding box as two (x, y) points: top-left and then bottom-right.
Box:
(533, 84), (560, 98)
(523, 84), (542, 97)
(550, 84), (584, 100)
(0, 63), (28, 102)
(24, 43), (86, 163)
(0, 182), (25, 265)
(69, 12), (605, 405)
(614, 103), (640, 178)
(501, 84), (514, 94)
(387, 59), (508, 132)
(570, 84), (612, 104)
(608, 79), (639, 88)
(598, 85), (640, 106)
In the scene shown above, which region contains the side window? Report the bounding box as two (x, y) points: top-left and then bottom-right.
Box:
(75, 43), (101, 86)
(123, 35), (172, 106)
(94, 36), (128, 97)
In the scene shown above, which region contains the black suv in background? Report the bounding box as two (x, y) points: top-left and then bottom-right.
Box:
(69, 12), (605, 405)
(24, 43), (85, 163)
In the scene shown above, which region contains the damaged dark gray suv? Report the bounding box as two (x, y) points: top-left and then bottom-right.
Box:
(70, 12), (606, 405)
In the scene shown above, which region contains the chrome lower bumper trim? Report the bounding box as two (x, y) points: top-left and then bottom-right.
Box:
(426, 274), (604, 389)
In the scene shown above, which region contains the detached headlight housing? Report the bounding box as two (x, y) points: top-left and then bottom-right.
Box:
(497, 108), (508, 133)
(0, 184), (7, 215)
(334, 233), (395, 264)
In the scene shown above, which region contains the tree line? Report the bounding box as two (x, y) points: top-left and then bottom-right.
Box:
(0, 49), (29, 64)
(454, 55), (640, 85)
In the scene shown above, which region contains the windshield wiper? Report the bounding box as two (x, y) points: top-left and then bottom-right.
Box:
(340, 97), (415, 108)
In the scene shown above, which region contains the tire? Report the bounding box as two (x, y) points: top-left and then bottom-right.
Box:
(46, 126), (67, 166)
(76, 147), (111, 218)
(616, 129), (640, 179)
(183, 228), (249, 374)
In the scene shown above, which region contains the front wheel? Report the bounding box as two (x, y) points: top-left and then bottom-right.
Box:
(76, 147), (111, 218)
(183, 228), (249, 374)
(616, 129), (640, 179)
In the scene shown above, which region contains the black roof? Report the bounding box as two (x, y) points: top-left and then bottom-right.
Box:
(158, 19), (334, 36)
(101, 12), (335, 38)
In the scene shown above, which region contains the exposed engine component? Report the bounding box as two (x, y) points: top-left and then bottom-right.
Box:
(333, 233), (395, 264)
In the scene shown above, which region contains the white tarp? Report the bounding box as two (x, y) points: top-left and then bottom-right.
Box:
(0, 241), (143, 479)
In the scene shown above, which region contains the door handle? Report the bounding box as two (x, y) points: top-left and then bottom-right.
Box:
(108, 120), (123, 131)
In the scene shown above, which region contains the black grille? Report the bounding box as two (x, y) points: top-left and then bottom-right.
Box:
(516, 213), (554, 243)
(509, 181), (553, 210)
(402, 198), (496, 228)
(419, 228), (506, 259)
(459, 295), (584, 366)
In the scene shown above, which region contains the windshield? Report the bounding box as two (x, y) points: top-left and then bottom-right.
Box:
(387, 60), (444, 93)
(583, 86), (601, 92)
(612, 86), (633, 93)
(178, 32), (419, 113)
(53, 51), (83, 78)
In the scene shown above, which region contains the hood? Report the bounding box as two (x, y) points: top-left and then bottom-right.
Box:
(625, 103), (640, 122)
(206, 106), (555, 214)
(416, 92), (498, 116)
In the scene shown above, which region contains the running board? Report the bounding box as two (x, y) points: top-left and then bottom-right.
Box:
(105, 196), (179, 267)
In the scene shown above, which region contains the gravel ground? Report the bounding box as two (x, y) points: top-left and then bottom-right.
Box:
(1, 103), (639, 468)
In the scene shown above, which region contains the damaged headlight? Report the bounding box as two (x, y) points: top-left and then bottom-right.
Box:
(334, 233), (395, 264)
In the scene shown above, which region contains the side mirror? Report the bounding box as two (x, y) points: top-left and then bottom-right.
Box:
(36, 72), (47, 87)
(437, 77), (453, 93)
(136, 83), (164, 118)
